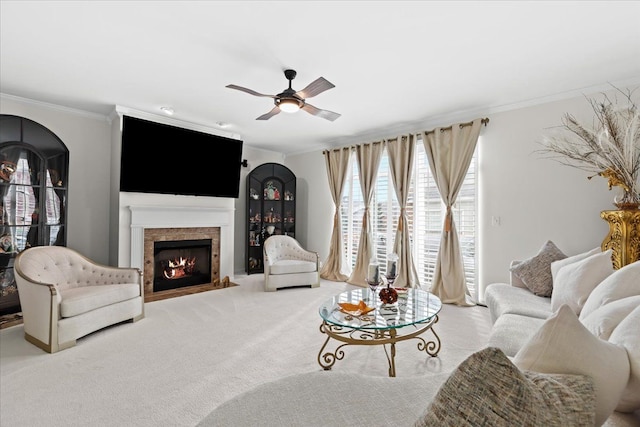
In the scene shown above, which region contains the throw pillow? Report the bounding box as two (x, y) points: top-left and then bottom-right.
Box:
(580, 260), (640, 320)
(580, 295), (640, 340)
(513, 304), (630, 427)
(550, 247), (600, 285)
(550, 249), (614, 315)
(509, 240), (567, 297)
(608, 305), (640, 412)
(414, 347), (595, 427)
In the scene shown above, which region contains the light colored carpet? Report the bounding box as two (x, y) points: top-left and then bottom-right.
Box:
(0, 274), (492, 427)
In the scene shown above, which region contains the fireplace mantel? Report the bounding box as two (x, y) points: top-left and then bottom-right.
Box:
(127, 205), (234, 279)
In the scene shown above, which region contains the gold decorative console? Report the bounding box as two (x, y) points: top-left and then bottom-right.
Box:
(600, 209), (640, 269)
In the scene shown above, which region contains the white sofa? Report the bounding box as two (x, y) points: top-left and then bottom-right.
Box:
(14, 246), (144, 353)
(485, 254), (640, 426)
(263, 235), (320, 292)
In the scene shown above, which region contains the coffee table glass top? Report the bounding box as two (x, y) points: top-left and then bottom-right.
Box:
(319, 288), (441, 330)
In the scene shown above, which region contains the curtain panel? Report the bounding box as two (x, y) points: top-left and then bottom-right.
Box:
(347, 142), (383, 287)
(319, 147), (351, 281)
(385, 135), (420, 288)
(422, 119), (483, 306)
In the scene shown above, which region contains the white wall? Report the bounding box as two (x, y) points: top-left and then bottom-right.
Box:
(1, 95), (113, 264)
(285, 151), (334, 260)
(476, 95), (615, 297)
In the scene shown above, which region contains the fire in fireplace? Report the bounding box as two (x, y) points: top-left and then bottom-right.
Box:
(154, 239), (212, 292)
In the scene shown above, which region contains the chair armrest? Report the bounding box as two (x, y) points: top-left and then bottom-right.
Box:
(298, 249), (319, 264)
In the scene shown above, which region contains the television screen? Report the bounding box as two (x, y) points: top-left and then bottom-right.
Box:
(120, 115), (243, 198)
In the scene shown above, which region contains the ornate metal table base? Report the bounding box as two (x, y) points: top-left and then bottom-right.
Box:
(317, 315), (440, 377)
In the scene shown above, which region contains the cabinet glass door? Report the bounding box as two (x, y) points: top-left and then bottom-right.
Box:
(0, 115), (69, 315)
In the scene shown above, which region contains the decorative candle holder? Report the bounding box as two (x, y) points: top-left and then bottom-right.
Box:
(379, 274), (398, 305)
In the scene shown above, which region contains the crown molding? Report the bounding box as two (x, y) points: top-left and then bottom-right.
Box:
(313, 76), (640, 154)
(0, 92), (109, 121)
(112, 105), (242, 140)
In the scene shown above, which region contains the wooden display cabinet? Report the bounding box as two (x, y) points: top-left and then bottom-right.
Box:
(0, 115), (69, 316)
(246, 163), (296, 274)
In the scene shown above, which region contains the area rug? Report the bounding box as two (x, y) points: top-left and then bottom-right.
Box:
(0, 274), (492, 426)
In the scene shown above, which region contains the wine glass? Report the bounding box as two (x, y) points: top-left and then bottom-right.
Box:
(367, 263), (380, 305)
(367, 278), (379, 305)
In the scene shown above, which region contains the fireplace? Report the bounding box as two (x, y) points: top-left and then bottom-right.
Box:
(126, 205), (234, 300)
(153, 239), (212, 292)
(142, 227), (221, 298)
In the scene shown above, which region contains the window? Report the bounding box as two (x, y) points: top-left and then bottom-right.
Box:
(340, 137), (478, 299)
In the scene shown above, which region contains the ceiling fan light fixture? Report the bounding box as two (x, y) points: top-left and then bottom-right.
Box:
(227, 68), (340, 121)
(277, 98), (302, 113)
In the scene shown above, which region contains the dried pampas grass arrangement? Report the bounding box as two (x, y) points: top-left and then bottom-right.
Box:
(538, 86), (640, 208)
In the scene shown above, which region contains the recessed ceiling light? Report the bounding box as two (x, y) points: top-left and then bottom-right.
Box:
(160, 107), (174, 116)
(216, 121), (230, 128)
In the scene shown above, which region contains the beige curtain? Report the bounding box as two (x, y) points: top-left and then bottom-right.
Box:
(385, 135), (420, 288)
(348, 142), (383, 287)
(422, 119), (483, 306)
(319, 147), (351, 281)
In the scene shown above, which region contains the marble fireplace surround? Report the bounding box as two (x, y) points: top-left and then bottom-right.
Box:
(128, 205), (234, 297)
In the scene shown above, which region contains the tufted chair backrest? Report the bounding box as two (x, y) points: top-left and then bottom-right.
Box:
(15, 246), (139, 290)
(264, 235), (309, 263)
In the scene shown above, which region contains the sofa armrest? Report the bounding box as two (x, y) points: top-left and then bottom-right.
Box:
(14, 275), (59, 346)
(509, 260), (527, 289)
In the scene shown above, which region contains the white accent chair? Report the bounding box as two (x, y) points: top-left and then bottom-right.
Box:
(263, 235), (320, 292)
(14, 246), (144, 353)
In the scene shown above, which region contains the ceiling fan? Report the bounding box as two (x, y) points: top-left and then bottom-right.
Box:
(226, 69), (341, 121)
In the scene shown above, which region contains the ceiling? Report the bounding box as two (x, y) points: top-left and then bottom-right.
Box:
(1, 1), (640, 155)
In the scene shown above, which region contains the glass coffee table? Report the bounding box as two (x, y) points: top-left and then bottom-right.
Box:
(318, 287), (442, 377)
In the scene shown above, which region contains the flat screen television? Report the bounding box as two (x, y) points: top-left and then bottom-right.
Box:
(120, 115), (243, 198)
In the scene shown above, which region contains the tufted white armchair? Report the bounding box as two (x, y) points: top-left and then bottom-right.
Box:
(14, 246), (144, 353)
(263, 235), (320, 292)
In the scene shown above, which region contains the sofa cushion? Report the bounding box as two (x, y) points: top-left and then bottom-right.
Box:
(550, 247), (600, 285)
(580, 295), (640, 340)
(487, 313), (546, 357)
(513, 305), (630, 426)
(484, 283), (552, 324)
(415, 347), (595, 427)
(608, 305), (640, 413)
(550, 249), (613, 315)
(580, 260), (640, 320)
(509, 240), (567, 297)
(59, 283), (141, 318)
(269, 259), (317, 275)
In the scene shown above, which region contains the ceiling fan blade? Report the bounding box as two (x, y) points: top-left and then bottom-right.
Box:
(256, 106), (281, 120)
(302, 103), (341, 122)
(295, 77), (335, 99)
(226, 84), (276, 98)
